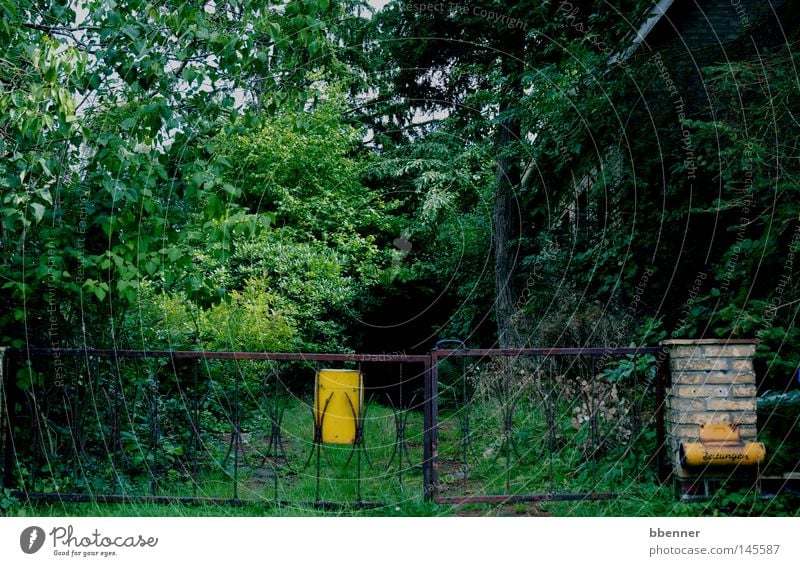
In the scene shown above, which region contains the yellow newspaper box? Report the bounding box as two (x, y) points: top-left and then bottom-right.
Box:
(314, 369), (362, 444)
(680, 423), (766, 467)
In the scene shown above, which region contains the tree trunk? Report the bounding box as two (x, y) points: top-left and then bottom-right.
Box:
(494, 102), (522, 349)
(493, 28), (526, 349)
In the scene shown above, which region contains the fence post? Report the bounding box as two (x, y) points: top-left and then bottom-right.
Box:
(422, 352), (441, 502)
(2, 348), (17, 490)
(0, 347), (5, 489)
(431, 352), (439, 501)
(655, 348), (670, 482)
(422, 357), (432, 501)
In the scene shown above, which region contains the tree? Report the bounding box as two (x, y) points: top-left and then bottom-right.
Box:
(0, 0), (373, 348)
(509, 0), (800, 387)
(367, 0), (646, 346)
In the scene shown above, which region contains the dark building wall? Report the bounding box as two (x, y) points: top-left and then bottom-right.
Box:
(645, 0), (767, 54)
(647, 0), (763, 52)
(634, 0), (783, 117)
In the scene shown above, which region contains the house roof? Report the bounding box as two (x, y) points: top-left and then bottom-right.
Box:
(610, 0), (676, 64)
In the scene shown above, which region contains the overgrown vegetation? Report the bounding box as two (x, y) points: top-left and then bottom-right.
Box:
(4, 387), (795, 518)
(1, 0), (799, 516)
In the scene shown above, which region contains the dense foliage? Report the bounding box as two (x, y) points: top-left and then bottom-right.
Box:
(1, 0), (798, 387)
(1, 0), (383, 353)
(1, 0), (799, 517)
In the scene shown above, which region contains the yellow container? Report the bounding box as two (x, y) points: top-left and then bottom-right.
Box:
(694, 422), (740, 442)
(680, 422), (766, 467)
(314, 369), (362, 445)
(681, 441), (766, 467)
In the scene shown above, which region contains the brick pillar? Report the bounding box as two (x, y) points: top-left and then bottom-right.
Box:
(661, 339), (758, 479)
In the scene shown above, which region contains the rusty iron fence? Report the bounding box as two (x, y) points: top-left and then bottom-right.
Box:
(426, 344), (669, 505)
(0, 345), (667, 509)
(0, 348), (431, 508)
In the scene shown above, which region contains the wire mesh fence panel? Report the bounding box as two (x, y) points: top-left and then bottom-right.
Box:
(0, 348), (665, 508)
(431, 348), (665, 504)
(0, 349), (434, 508)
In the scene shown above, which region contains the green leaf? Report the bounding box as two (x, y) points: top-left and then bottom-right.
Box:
(167, 247), (184, 262)
(30, 202), (46, 223)
(121, 24), (141, 40)
(222, 183), (239, 196)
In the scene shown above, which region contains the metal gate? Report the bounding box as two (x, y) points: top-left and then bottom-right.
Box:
(424, 345), (668, 505)
(0, 348), (431, 508)
(0, 345), (667, 509)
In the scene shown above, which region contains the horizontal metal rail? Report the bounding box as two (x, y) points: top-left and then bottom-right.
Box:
(13, 491), (382, 510)
(15, 348), (431, 363)
(432, 347), (663, 357)
(435, 493), (618, 505)
(14, 346), (665, 361)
